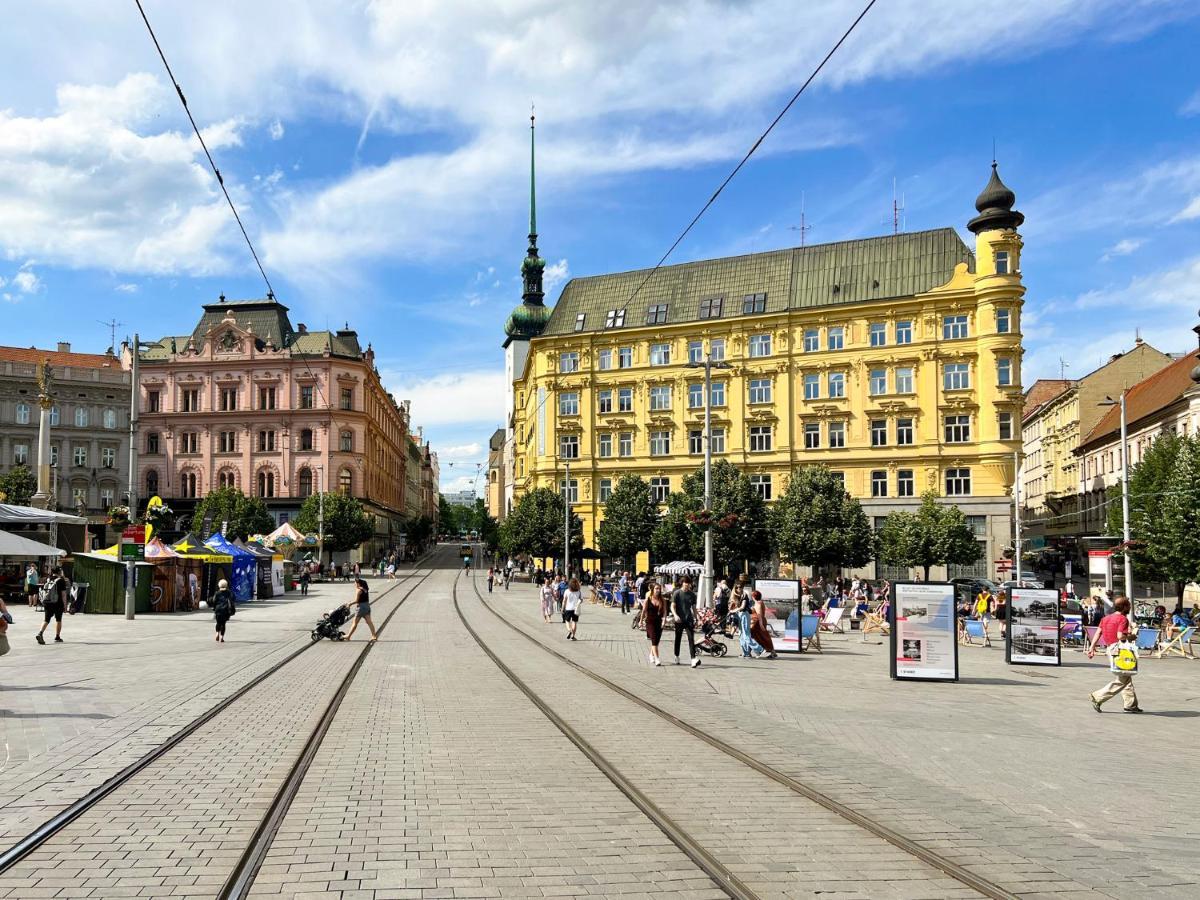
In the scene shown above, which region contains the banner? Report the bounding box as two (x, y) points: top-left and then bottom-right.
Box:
(754, 578), (799, 653)
(890, 582), (958, 681)
(1007, 587), (1061, 666)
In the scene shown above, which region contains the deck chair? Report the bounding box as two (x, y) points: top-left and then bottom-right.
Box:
(801, 613), (822, 652)
(1083, 626), (1106, 651)
(1156, 626), (1197, 659)
(1059, 621), (1084, 647)
(1135, 626), (1160, 652)
(820, 606), (845, 634)
(861, 611), (889, 637)
(960, 619), (991, 647)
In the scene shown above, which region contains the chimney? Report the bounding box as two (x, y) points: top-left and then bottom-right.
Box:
(297, 323), (307, 333)
(56, 341), (71, 353)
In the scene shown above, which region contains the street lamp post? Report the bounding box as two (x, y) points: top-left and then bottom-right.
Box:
(1100, 392), (1134, 613)
(316, 465), (325, 575)
(686, 350), (731, 606)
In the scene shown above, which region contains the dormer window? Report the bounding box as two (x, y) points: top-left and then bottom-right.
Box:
(699, 296), (723, 319)
(574, 313), (586, 332)
(646, 304), (669, 325)
(995, 251), (1010, 275)
(605, 308), (626, 328)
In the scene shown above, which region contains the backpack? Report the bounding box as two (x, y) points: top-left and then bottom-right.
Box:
(213, 593), (233, 617)
(1109, 641), (1138, 674)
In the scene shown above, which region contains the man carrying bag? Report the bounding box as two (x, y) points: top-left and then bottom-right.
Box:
(1087, 596), (1143, 714)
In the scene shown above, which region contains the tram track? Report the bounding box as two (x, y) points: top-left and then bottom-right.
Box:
(0, 563), (435, 886)
(463, 576), (1019, 900)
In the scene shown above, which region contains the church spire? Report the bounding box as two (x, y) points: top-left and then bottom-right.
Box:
(520, 108), (545, 307)
(529, 108), (537, 242)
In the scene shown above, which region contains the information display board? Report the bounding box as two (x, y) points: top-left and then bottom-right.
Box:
(119, 525), (145, 562)
(753, 579), (799, 653)
(890, 581), (958, 681)
(1007, 587), (1061, 666)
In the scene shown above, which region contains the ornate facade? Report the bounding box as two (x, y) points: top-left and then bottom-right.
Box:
(510, 165), (1032, 579)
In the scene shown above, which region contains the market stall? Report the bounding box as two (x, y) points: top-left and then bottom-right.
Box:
(171, 532), (233, 608)
(236, 538), (277, 599)
(203, 532), (255, 602)
(0, 530), (66, 606)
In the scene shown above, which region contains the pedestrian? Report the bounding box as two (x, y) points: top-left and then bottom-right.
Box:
(555, 575), (567, 613)
(750, 590), (777, 658)
(540, 576), (556, 623)
(670, 576), (701, 667)
(487, 567), (495, 593)
(733, 581), (763, 658)
(993, 591), (1008, 638)
(210, 578), (234, 643)
(345, 578), (378, 642)
(617, 571), (629, 615)
(975, 586), (994, 622)
(299, 569), (311, 596)
(24, 563), (39, 608)
(35, 567), (69, 645)
(0, 593), (10, 657)
(563, 577), (582, 641)
(503, 567), (510, 591)
(385, 562), (396, 579)
(644, 581), (667, 666)
(1087, 596), (1143, 714)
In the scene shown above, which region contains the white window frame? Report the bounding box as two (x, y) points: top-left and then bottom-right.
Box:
(750, 473), (772, 501)
(896, 367), (914, 394)
(598, 433), (613, 458)
(649, 343), (671, 366)
(803, 374), (819, 400)
(804, 423), (820, 449)
(598, 349), (613, 370)
(618, 432), (633, 457)
(649, 431), (671, 456)
(943, 363), (970, 391)
(710, 339), (726, 362)
(995, 251), (1010, 275)
(748, 378), (772, 404)
(946, 467), (972, 496)
(803, 329), (819, 352)
(897, 417), (914, 446)
(870, 419), (887, 447)
(999, 411), (1014, 441)
(942, 314), (968, 340)
(73, 445), (87, 467)
(828, 372), (845, 398)
(15, 402), (30, 425)
(559, 352), (579, 374)
(559, 392), (579, 416)
(605, 309), (626, 328)
(618, 347), (633, 368)
(871, 470), (888, 498)
(710, 428), (726, 454)
(597, 390), (613, 414)
(897, 469), (915, 497)
(869, 369), (886, 396)
(748, 334), (772, 358)
(827, 326), (844, 350)
(75, 407), (88, 427)
(559, 434), (580, 459)
(101, 446), (116, 468)
(617, 388), (633, 413)
(869, 323), (886, 347)
(895, 320), (913, 344)
(996, 308), (1011, 334)
(997, 357), (1013, 387)
(748, 425), (772, 452)
(649, 385), (671, 411)
(829, 421), (846, 448)
(944, 415), (971, 444)
(599, 479), (613, 502)
(649, 476), (670, 503)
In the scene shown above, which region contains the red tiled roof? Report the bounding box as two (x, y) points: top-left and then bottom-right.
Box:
(1080, 350), (1200, 450)
(1022, 379), (1074, 421)
(0, 345), (121, 369)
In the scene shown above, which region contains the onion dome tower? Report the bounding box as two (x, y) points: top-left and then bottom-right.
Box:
(967, 162), (1024, 234)
(503, 113), (552, 344)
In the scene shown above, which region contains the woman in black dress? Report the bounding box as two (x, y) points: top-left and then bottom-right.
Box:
(644, 582), (666, 667)
(345, 578), (378, 641)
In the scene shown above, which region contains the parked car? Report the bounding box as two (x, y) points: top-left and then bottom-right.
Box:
(999, 579), (1044, 594)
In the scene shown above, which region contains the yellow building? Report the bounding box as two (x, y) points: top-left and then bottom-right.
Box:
(506, 164), (1029, 579)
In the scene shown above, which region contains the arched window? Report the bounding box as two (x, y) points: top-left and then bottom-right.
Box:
(258, 469), (275, 498)
(338, 468), (352, 496)
(146, 469), (159, 496)
(298, 467), (313, 498)
(103, 409), (117, 429)
(218, 469), (236, 490)
(49, 406), (60, 426)
(300, 428), (314, 451)
(15, 402), (29, 424)
(340, 430), (353, 452)
(75, 407), (88, 427)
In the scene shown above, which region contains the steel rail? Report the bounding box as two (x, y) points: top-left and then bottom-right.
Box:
(0, 565), (427, 875)
(219, 565), (436, 899)
(451, 575), (758, 900)
(469, 580), (1018, 900)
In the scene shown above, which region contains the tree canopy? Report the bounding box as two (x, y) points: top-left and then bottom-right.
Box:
(0, 465), (36, 507)
(499, 487), (582, 563)
(293, 491), (374, 553)
(769, 465), (875, 572)
(650, 461), (768, 571)
(877, 490), (981, 580)
(597, 476), (659, 564)
(190, 486), (274, 541)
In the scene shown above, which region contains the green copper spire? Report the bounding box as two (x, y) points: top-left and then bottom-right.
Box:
(506, 109), (549, 345)
(529, 109), (537, 239)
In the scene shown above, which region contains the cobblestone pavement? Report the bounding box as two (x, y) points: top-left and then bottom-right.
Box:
(0, 572), (426, 899)
(0, 574), (420, 846)
(479, 579), (1200, 899)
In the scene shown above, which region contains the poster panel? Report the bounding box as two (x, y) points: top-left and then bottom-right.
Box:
(1007, 587), (1061, 666)
(890, 582), (958, 681)
(754, 579), (799, 653)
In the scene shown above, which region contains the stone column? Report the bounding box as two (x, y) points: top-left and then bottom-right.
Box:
(31, 361), (55, 509)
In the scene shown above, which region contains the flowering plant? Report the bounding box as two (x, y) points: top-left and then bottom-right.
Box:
(107, 505), (130, 525)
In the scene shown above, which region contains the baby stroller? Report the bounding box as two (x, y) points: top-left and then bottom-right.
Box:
(311, 604), (351, 642)
(695, 620), (728, 657)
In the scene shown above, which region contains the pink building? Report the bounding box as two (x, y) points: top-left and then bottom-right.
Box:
(131, 297), (411, 558)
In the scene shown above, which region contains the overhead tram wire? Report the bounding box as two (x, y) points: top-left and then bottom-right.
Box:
(134, 0), (336, 414)
(619, 0), (879, 310)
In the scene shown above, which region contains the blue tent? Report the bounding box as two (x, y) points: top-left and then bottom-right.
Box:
(205, 532), (256, 602)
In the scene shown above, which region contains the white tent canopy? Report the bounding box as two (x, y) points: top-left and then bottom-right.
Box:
(655, 561), (704, 576)
(0, 503), (87, 525)
(0, 530), (66, 558)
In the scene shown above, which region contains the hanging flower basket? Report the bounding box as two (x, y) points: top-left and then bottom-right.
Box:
(107, 506), (130, 526)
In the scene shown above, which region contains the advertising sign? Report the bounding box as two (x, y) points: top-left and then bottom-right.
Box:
(753, 579), (799, 653)
(119, 525), (145, 562)
(1087, 550), (1112, 577)
(890, 582), (958, 681)
(1007, 587), (1061, 666)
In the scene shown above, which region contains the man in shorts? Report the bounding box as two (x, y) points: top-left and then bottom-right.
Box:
(36, 567), (69, 645)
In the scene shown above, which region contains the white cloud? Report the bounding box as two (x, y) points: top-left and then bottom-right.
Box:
(1100, 237), (1144, 260)
(115, 282), (139, 293)
(383, 368), (505, 428)
(0, 1), (1186, 278)
(1182, 88), (1200, 117)
(543, 258), (569, 298)
(440, 474), (480, 494)
(12, 269), (40, 293)
(1170, 194), (1200, 223)
(441, 442), (483, 460)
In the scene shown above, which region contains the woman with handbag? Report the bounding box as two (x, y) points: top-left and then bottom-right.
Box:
(749, 590), (777, 659)
(562, 578), (583, 641)
(644, 582), (667, 666)
(733, 582), (763, 659)
(1086, 596), (1143, 713)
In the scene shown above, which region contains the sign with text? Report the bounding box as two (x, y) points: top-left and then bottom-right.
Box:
(119, 525), (145, 561)
(1007, 587), (1061, 666)
(753, 579), (799, 653)
(890, 582), (958, 682)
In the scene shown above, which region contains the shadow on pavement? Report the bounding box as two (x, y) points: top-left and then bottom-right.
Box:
(959, 677), (1047, 687)
(0, 710), (113, 720)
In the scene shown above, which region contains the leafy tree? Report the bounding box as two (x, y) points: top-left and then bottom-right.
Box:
(1107, 433), (1183, 585)
(0, 465), (36, 506)
(878, 490), (981, 581)
(293, 492), (374, 553)
(500, 487), (582, 564)
(1136, 435), (1200, 603)
(597, 476), (659, 564)
(190, 486), (274, 540)
(404, 514), (434, 550)
(438, 494), (460, 536)
(649, 461), (768, 572)
(769, 465), (874, 574)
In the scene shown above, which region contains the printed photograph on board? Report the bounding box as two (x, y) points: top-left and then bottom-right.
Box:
(1008, 587), (1061, 666)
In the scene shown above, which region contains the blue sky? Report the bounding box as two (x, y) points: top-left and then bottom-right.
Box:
(2, 1), (1199, 494)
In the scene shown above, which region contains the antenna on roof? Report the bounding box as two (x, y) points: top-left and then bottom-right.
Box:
(98, 318), (124, 353)
(1059, 357), (1070, 380)
(789, 191), (812, 247)
(892, 177), (905, 235)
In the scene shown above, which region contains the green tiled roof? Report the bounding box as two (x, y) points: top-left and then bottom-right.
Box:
(140, 298), (363, 362)
(540, 227), (974, 336)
